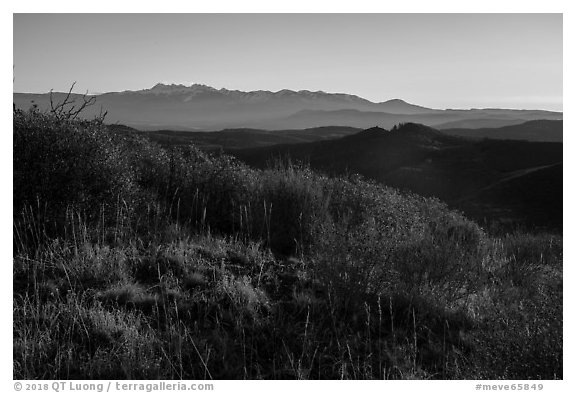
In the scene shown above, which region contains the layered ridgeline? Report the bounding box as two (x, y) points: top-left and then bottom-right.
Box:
(13, 107), (561, 379)
(113, 119), (561, 153)
(14, 83), (562, 130)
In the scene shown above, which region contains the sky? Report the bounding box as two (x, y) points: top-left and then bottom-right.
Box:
(13, 13), (563, 111)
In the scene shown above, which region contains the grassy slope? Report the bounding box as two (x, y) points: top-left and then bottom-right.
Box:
(13, 110), (562, 379)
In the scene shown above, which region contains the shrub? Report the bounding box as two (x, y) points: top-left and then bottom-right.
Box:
(14, 108), (137, 240)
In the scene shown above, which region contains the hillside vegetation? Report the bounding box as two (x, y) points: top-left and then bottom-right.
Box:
(13, 108), (562, 379)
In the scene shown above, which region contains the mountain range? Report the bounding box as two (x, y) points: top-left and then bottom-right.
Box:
(13, 83), (563, 131)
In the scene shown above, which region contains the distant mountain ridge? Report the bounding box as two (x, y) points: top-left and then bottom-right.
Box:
(122, 83), (432, 111)
(13, 83), (562, 130)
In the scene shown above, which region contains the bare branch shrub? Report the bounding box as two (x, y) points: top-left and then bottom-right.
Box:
(49, 81), (106, 123)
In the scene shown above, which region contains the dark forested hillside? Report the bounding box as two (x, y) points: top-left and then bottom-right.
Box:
(440, 120), (563, 142)
(233, 123), (563, 231)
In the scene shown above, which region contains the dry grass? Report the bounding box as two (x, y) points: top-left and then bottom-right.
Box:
(13, 109), (562, 379)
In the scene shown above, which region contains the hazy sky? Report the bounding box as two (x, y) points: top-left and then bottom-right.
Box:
(13, 13), (562, 110)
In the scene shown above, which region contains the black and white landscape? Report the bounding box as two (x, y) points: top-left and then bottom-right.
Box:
(14, 84), (562, 131)
(13, 13), (562, 380)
